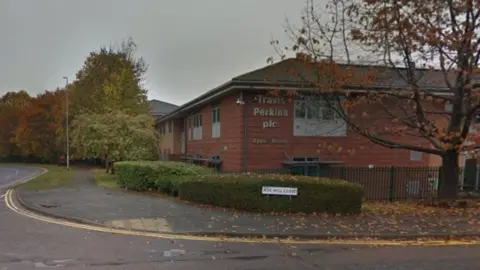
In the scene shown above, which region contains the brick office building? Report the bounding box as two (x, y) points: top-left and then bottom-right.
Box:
(156, 59), (479, 179)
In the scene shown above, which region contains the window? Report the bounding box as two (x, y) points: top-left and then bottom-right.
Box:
(321, 106), (335, 120)
(193, 113), (202, 140)
(295, 99), (339, 121)
(159, 122), (166, 135)
(166, 121), (169, 133)
(444, 103), (453, 112)
(187, 116), (192, 140)
(212, 105), (221, 138)
(295, 102), (306, 119)
(293, 96), (346, 137)
(169, 121), (173, 133)
(410, 150), (422, 161)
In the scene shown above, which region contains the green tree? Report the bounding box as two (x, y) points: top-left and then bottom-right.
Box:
(102, 66), (149, 114)
(70, 37), (148, 115)
(70, 109), (158, 173)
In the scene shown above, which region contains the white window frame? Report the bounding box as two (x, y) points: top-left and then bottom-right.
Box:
(193, 113), (202, 140)
(187, 116), (192, 140)
(212, 105), (221, 138)
(293, 95), (346, 137)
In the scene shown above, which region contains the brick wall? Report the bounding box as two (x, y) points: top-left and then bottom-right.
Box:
(163, 89), (479, 172)
(185, 93), (244, 171)
(243, 91), (435, 170)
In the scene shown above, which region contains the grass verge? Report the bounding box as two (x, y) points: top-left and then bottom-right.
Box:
(20, 165), (75, 190)
(92, 169), (119, 189)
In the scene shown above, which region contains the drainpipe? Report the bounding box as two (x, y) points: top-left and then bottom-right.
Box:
(242, 90), (248, 173)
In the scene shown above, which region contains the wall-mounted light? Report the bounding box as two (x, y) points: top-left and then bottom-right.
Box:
(236, 92), (245, 105)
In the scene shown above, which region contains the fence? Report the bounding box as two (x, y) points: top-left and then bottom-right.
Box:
(218, 166), (480, 202)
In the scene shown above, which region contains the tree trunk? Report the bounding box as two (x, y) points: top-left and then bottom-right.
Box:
(105, 154), (110, 173)
(438, 150), (459, 199)
(111, 161), (115, 175)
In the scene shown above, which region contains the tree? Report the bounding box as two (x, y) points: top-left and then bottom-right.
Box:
(270, 0), (480, 199)
(70, 109), (158, 173)
(0, 91), (32, 157)
(14, 90), (66, 162)
(102, 66), (149, 114)
(70, 37), (148, 115)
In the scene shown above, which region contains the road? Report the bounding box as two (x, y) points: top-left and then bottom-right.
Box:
(1, 165), (480, 269)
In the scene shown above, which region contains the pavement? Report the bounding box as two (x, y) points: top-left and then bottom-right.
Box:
(13, 168), (480, 240)
(3, 164), (480, 269)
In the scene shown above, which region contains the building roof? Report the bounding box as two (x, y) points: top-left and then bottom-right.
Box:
(148, 99), (179, 117)
(232, 58), (452, 91)
(158, 58), (456, 122)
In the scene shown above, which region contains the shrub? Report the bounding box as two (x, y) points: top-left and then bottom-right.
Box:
(178, 173), (364, 214)
(114, 161), (213, 195)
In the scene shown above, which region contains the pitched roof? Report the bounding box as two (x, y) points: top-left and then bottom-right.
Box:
(233, 58), (453, 91)
(148, 99), (179, 116)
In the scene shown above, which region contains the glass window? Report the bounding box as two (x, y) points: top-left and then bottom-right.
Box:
(212, 107), (220, 123)
(322, 107), (335, 120)
(294, 101), (306, 119)
(307, 104), (320, 120)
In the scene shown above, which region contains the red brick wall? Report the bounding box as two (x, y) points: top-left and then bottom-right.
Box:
(243, 91), (432, 170)
(180, 89), (469, 172)
(185, 93), (244, 171)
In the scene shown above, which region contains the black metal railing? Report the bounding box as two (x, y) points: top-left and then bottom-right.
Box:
(216, 166), (478, 202)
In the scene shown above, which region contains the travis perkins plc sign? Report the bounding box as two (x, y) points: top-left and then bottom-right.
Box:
(252, 95), (288, 129)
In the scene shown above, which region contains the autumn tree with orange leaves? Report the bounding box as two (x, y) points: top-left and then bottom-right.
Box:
(270, 0), (480, 199)
(0, 91), (32, 158)
(14, 90), (66, 162)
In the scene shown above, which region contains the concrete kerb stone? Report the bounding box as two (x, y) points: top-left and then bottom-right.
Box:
(12, 187), (480, 242)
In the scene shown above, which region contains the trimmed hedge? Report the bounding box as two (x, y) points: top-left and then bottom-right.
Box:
(178, 173), (364, 214)
(114, 161), (213, 195)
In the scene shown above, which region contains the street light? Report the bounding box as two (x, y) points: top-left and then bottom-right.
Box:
(63, 76), (70, 170)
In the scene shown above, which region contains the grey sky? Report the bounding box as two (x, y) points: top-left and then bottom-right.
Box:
(0, 0), (309, 105)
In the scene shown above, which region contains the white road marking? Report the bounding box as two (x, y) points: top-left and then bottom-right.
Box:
(0, 194), (5, 198)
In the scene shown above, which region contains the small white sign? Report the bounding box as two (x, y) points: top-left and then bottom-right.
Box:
(262, 186), (298, 196)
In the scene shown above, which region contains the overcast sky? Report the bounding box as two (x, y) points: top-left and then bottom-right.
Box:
(0, 0), (310, 105)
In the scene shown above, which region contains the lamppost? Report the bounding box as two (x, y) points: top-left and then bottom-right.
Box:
(63, 76), (70, 170)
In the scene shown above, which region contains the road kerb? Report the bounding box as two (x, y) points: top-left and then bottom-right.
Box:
(6, 188), (480, 246)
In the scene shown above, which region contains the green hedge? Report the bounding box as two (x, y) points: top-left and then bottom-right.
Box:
(178, 173), (364, 214)
(114, 161), (213, 195)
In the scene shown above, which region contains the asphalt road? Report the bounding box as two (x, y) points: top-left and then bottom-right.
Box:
(0, 165), (45, 190)
(1, 165), (480, 269)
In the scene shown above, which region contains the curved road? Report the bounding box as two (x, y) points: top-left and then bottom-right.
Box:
(0, 165), (45, 190)
(1, 165), (480, 269)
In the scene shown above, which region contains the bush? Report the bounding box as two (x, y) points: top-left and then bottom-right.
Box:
(114, 161), (213, 195)
(178, 173), (364, 214)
